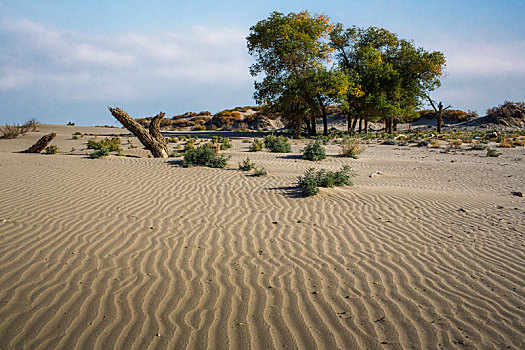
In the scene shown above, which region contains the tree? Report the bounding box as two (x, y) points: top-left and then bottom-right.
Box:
(247, 11), (342, 137)
(330, 25), (446, 134)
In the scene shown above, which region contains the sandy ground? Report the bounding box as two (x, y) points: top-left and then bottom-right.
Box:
(1, 124), (524, 349)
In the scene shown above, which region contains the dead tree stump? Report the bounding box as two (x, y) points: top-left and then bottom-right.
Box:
(21, 133), (56, 153)
(108, 107), (168, 158)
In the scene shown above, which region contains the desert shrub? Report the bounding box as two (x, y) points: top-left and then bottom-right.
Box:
(302, 140), (326, 161)
(448, 139), (462, 149)
(184, 138), (195, 151)
(430, 140), (440, 148)
(498, 139), (515, 148)
(87, 137), (121, 152)
(182, 144), (230, 168)
(297, 166), (355, 197)
(486, 148), (502, 157)
(0, 119), (38, 139)
(417, 139), (430, 147)
(193, 124), (206, 131)
(513, 138), (525, 147)
(45, 145), (59, 154)
(341, 137), (365, 158)
(264, 134), (291, 153)
(249, 139), (264, 152)
(169, 151), (182, 157)
(212, 136), (232, 150)
(67, 121), (75, 126)
(238, 157), (255, 171)
(471, 142), (487, 150)
(315, 135), (330, 145)
(253, 166), (268, 177)
(382, 139), (397, 145)
(90, 147), (110, 158)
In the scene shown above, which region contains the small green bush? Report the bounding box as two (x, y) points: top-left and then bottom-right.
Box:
(471, 142), (487, 150)
(182, 144), (230, 168)
(264, 134), (291, 153)
(382, 139), (397, 145)
(45, 145), (59, 154)
(341, 137), (365, 158)
(302, 140), (326, 161)
(87, 137), (121, 152)
(184, 139), (195, 151)
(249, 139), (264, 152)
(417, 139), (430, 147)
(212, 136), (232, 150)
(253, 166), (268, 177)
(90, 147), (110, 158)
(298, 166), (355, 197)
(238, 157), (255, 171)
(486, 148), (502, 157)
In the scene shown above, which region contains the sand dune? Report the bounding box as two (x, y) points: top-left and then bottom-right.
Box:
(1, 125), (524, 349)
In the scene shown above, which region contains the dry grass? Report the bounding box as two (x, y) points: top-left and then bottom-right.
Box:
(430, 140), (440, 148)
(448, 139), (463, 149)
(341, 137), (365, 158)
(0, 119), (38, 139)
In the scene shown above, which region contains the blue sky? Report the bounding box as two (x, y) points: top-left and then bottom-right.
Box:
(1, 0), (524, 125)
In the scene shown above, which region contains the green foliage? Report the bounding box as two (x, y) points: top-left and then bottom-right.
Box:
(87, 137), (121, 152)
(486, 148), (501, 157)
(264, 134), (291, 153)
(238, 157), (255, 171)
(417, 139), (430, 147)
(184, 138), (195, 152)
(298, 165), (355, 197)
(45, 145), (59, 154)
(341, 137), (365, 158)
(382, 139), (397, 145)
(302, 140), (326, 161)
(249, 139), (264, 152)
(212, 136), (232, 150)
(182, 144), (230, 168)
(471, 142), (487, 150)
(90, 147), (110, 158)
(253, 166), (268, 177)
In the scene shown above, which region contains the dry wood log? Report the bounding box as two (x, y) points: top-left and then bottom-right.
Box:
(21, 133), (56, 153)
(149, 112), (168, 153)
(108, 107), (168, 158)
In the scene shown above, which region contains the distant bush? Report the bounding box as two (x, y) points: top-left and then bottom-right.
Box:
(193, 124), (206, 131)
(302, 140), (326, 161)
(264, 134), (291, 153)
(341, 137), (365, 158)
(45, 145), (59, 154)
(448, 139), (462, 149)
(87, 137), (121, 152)
(253, 166), (268, 177)
(212, 136), (232, 150)
(0, 119), (38, 139)
(417, 139), (430, 147)
(486, 148), (501, 157)
(67, 121), (75, 126)
(90, 147), (110, 159)
(298, 166), (355, 197)
(184, 138), (196, 152)
(498, 139), (515, 148)
(182, 144), (230, 168)
(249, 139), (264, 152)
(470, 142), (487, 150)
(238, 157), (255, 171)
(382, 139), (397, 145)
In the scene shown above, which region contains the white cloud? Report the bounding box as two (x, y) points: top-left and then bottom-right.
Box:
(0, 18), (253, 100)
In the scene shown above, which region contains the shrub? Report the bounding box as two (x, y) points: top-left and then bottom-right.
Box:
(193, 124), (206, 131)
(0, 119), (38, 139)
(87, 137), (121, 152)
(239, 157), (255, 171)
(253, 166), (268, 177)
(90, 147), (110, 159)
(471, 142), (487, 150)
(341, 137), (365, 158)
(264, 134), (291, 153)
(486, 148), (502, 157)
(184, 139), (195, 152)
(297, 166), (355, 197)
(182, 144), (230, 168)
(45, 145), (59, 154)
(302, 140), (326, 161)
(448, 139), (462, 149)
(498, 139), (515, 148)
(249, 139), (264, 152)
(382, 139), (397, 145)
(430, 140), (440, 148)
(67, 122), (75, 126)
(212, 136), (232, 150)
(417, 139), (430, 147)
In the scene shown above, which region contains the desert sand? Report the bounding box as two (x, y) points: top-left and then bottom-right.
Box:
(1, 124), (524, 349)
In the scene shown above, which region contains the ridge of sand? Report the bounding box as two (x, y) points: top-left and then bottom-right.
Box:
(0, 125), (524, 349)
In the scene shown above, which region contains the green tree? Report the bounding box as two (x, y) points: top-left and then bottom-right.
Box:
(247, 11), (343, 137)
(330, 25), (446, 134)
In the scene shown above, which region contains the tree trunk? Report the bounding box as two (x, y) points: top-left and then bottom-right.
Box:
(393, 119), (398, 132)
(21, 133), (56, 153)
(149, 112), (168, 153)
(347, 115), (353, 135)
(437, 102), (443, 133)
(309, 116), (317, 136)
(364, 119), (369, 133)
(317, 94), (328, 136)
(108, 107), (168, 158)
(358, 117), (363, 134)
(295, 114), (302, 138)
(351, 116), (359, 134)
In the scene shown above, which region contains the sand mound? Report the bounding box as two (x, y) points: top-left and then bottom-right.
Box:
(1, 125), (524, 349)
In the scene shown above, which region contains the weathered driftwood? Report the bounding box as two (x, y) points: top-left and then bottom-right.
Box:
(21, 132), (56, 153)
(149, 112), (168, 154)
(108, 107), (168, 158)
